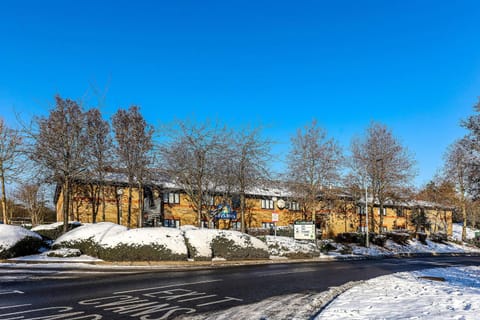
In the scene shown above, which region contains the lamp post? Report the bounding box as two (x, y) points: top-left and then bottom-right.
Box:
(365, 175), (369, 248)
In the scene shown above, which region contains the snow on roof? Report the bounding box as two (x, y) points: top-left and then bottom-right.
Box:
(0, 224), (42, 250)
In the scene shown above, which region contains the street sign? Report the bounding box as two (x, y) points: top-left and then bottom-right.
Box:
(272, 213), (279, 222)
(294, 221), (315, 240)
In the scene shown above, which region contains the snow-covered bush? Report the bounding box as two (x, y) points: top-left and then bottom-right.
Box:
(211, 230), (269, 260)
(53, 222), (127, 256)
(335, 232), (364, 245)
(266, 236), (319, 258)
(47, 248), (82, 258)
(184, 228), (269, 260)
(0, 225), (43, 259)
(96, 228), (188, 261)
(386, 231), (411, 245)
(32, 221), (81, 240)
(430, 232), (448, 243)
(53, 223), (188, 261)
(371, 234), (387, 247)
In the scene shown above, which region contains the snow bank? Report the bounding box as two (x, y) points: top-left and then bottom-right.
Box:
(100, 227), (187, 255)
(316, 266), (480, 319)
(185, 229), (269, 260)
(452, 223), (478, 241)
(31, 221), (81, 232)
(0, 224), (42, 250)
(265, 236), (319, 258)
(54, 222), (127, 246)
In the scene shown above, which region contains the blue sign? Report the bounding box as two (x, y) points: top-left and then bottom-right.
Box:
(212, 204), (237, 220)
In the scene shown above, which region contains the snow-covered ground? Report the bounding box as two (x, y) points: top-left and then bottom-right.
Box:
(316, 266), (480, 320)
(452, 222), (479, 241)
(176, 266), (480, 320)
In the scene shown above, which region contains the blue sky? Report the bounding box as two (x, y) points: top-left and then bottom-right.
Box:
(1, 0), (480, 187)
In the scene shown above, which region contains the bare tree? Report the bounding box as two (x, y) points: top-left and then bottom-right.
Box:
(350, 122), (416, 234)
(230, 126), (272, 232)
(14, 182), (48, 226)
(443, 138), (472, 241)
(0, 117), (22, 224)
(286, 120), (343, 227)
(160, 119), (226, 228)
(112, 106), (154, 228)
(84, 108), (112, 223)
(32, 96), (89, 233)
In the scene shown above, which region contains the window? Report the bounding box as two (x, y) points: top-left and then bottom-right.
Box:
(163, 219), (180, 228)
(163, 192), (180, 204)
(289, 201), (300, 211)
(261, 199), (274, 210)
(358, 226), (366, 232)
(205, 194), (215, 206)
(377, 208), (386, 216)
(396, 207), (405, 217)
(357, 206), (366, 215)
(231, 221), (241, 230)
(262, 222), (275, 228)
(381, 226), (388, 232)
(232, 195), (241, 209)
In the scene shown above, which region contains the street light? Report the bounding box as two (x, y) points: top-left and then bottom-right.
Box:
(365, 171), (369, 248)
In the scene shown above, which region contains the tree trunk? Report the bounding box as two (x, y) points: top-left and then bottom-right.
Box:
(240, 192), (246, 233)
(63, 179), (70, 233)
(138, 183), (143, 228)
(379, 203), (384, 234)
(127, 186), (132, 228)
(1, 164), (8, 224)
(101, 185), (106, 222)
(462, 200), (467, 242)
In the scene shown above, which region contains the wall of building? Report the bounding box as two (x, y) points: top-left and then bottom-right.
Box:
(58, 183), (453, 237)
(56, 184), (142, 228)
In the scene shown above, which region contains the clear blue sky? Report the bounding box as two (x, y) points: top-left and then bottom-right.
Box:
(1, 0), (480, 188)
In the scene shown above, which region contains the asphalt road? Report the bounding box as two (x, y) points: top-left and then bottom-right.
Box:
(1, 256), (480, 319)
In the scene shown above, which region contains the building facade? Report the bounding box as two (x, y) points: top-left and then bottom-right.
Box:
(55, 178), (453, 237)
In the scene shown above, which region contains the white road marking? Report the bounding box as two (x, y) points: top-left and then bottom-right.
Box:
(178, 294), (218, 302)
(196, 296), (243, 307)
(114, 279), (223, 294)
(0, 304), (31, 310)
(0, 290), (23, 295)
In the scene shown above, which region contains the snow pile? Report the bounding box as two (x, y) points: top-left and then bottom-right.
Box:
(316, 266), (480, 319)
(52, 222), (268, 261)
(31, 221), (81, 232)
(265, 236), (319, 258)
(452, 223), (478, 241)
(54, 222), (127, 246)
(185, 228), (269, 260)
(100, 227), (187, 256)
(0, 224), (42, 251)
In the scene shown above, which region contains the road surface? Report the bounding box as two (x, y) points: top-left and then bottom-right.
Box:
(1, 256), (479, 319)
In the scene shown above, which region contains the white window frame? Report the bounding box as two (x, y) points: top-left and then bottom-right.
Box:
(261, 199), (274, 210)
(357, 206), (366, 215)
(290, 201), (300, 211)
(262, 222), (275, 229)
(163, 192), (180, 204)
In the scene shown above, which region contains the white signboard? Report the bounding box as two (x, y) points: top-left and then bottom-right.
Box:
(294, 221), (315, 240)
(272, 213), (279, 222)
